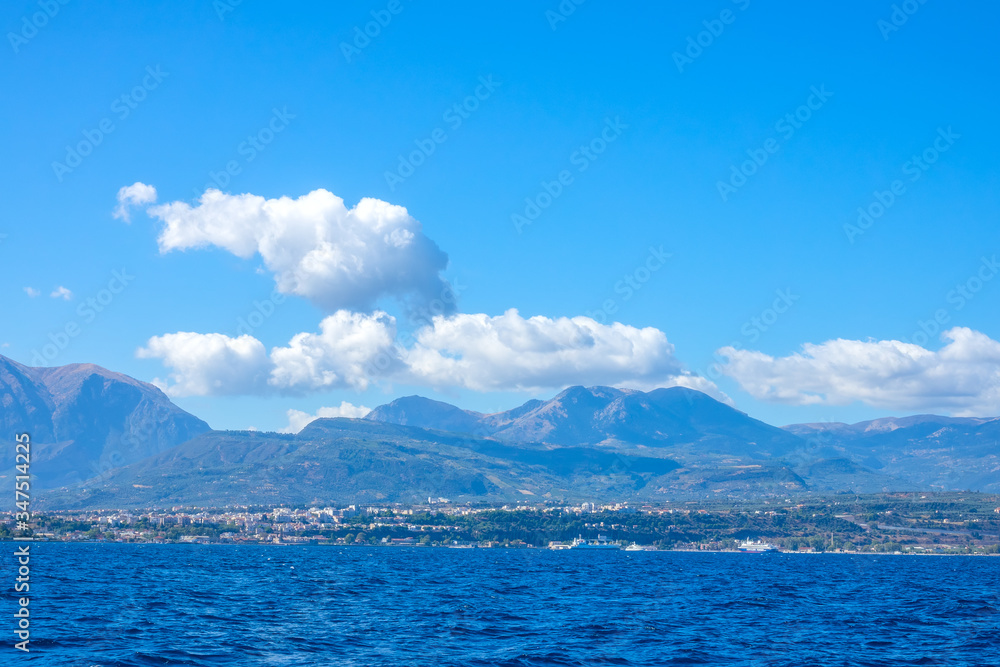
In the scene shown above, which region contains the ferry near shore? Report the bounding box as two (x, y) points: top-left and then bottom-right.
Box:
(737, 538), (778, 553)
(571, 535), (620, 550)
(550, 534), (621, 550)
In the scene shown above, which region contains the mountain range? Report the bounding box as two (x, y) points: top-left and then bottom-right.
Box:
(365, 385), (805, 455)
(1, 355), (997, 509)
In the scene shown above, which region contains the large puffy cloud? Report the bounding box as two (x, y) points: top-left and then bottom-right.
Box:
(403, 309), (697, 392)
(718, 327), (1000, 416)
(145, 188), (453, 314)
(268, 310), (400, 392)
(137, 309), (720, 399)
(137, 311), (399, 397)
(137, 332), (271, 397)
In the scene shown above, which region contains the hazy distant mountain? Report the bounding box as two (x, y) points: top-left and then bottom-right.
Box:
(0, 355), (210, 489)
(365, 389), (999, 494)
(368, 385), (804, 458)
(784, 415), (1000, 492)
(784, 414), (989, 439)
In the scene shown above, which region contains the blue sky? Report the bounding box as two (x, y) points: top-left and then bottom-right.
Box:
(2, 0), (999, 431)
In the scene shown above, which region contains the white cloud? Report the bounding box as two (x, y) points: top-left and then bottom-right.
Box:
(113, 182), (158, 222)
(403, 309), (700, 393)
(24, 287), (39, 298)
(137, 309), (720, 400)
(136, 311), (399, 397)
(145, 188), (453, 314)
(653, 373), (734, 405)
(269, 310), (401, 393)
(280, 402), (372, 434)
(137, 332), (271, 397)
(718, 327), (1000, 416)
(50, 286), (73, 300)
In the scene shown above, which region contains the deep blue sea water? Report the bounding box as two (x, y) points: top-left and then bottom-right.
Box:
(3, 543), (999, 666)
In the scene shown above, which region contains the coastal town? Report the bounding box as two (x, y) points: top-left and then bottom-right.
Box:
(8, 493), (1000, 554)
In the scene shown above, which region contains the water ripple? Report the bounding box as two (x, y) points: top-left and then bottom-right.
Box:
(3, 544), (999, 666)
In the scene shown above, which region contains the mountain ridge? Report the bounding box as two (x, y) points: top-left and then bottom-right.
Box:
(1, 355), (211, 489)
(2, 355), (998, 507)
(366, 385), (804, 457)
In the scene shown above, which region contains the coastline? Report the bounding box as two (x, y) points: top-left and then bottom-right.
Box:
(4, 540), (997, 556)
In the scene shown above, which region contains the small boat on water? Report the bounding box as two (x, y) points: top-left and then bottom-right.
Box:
(625, 543), (652, 551)
(737, 538), (778, 553)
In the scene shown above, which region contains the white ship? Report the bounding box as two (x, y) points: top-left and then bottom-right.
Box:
(569, 534), (620, 550)
(737, 538), (777, 553)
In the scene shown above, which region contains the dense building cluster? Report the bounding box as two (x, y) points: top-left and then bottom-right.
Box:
(4, 494), (999, 554)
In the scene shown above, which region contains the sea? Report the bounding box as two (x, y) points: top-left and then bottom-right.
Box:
(4, 543), (999, 666)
